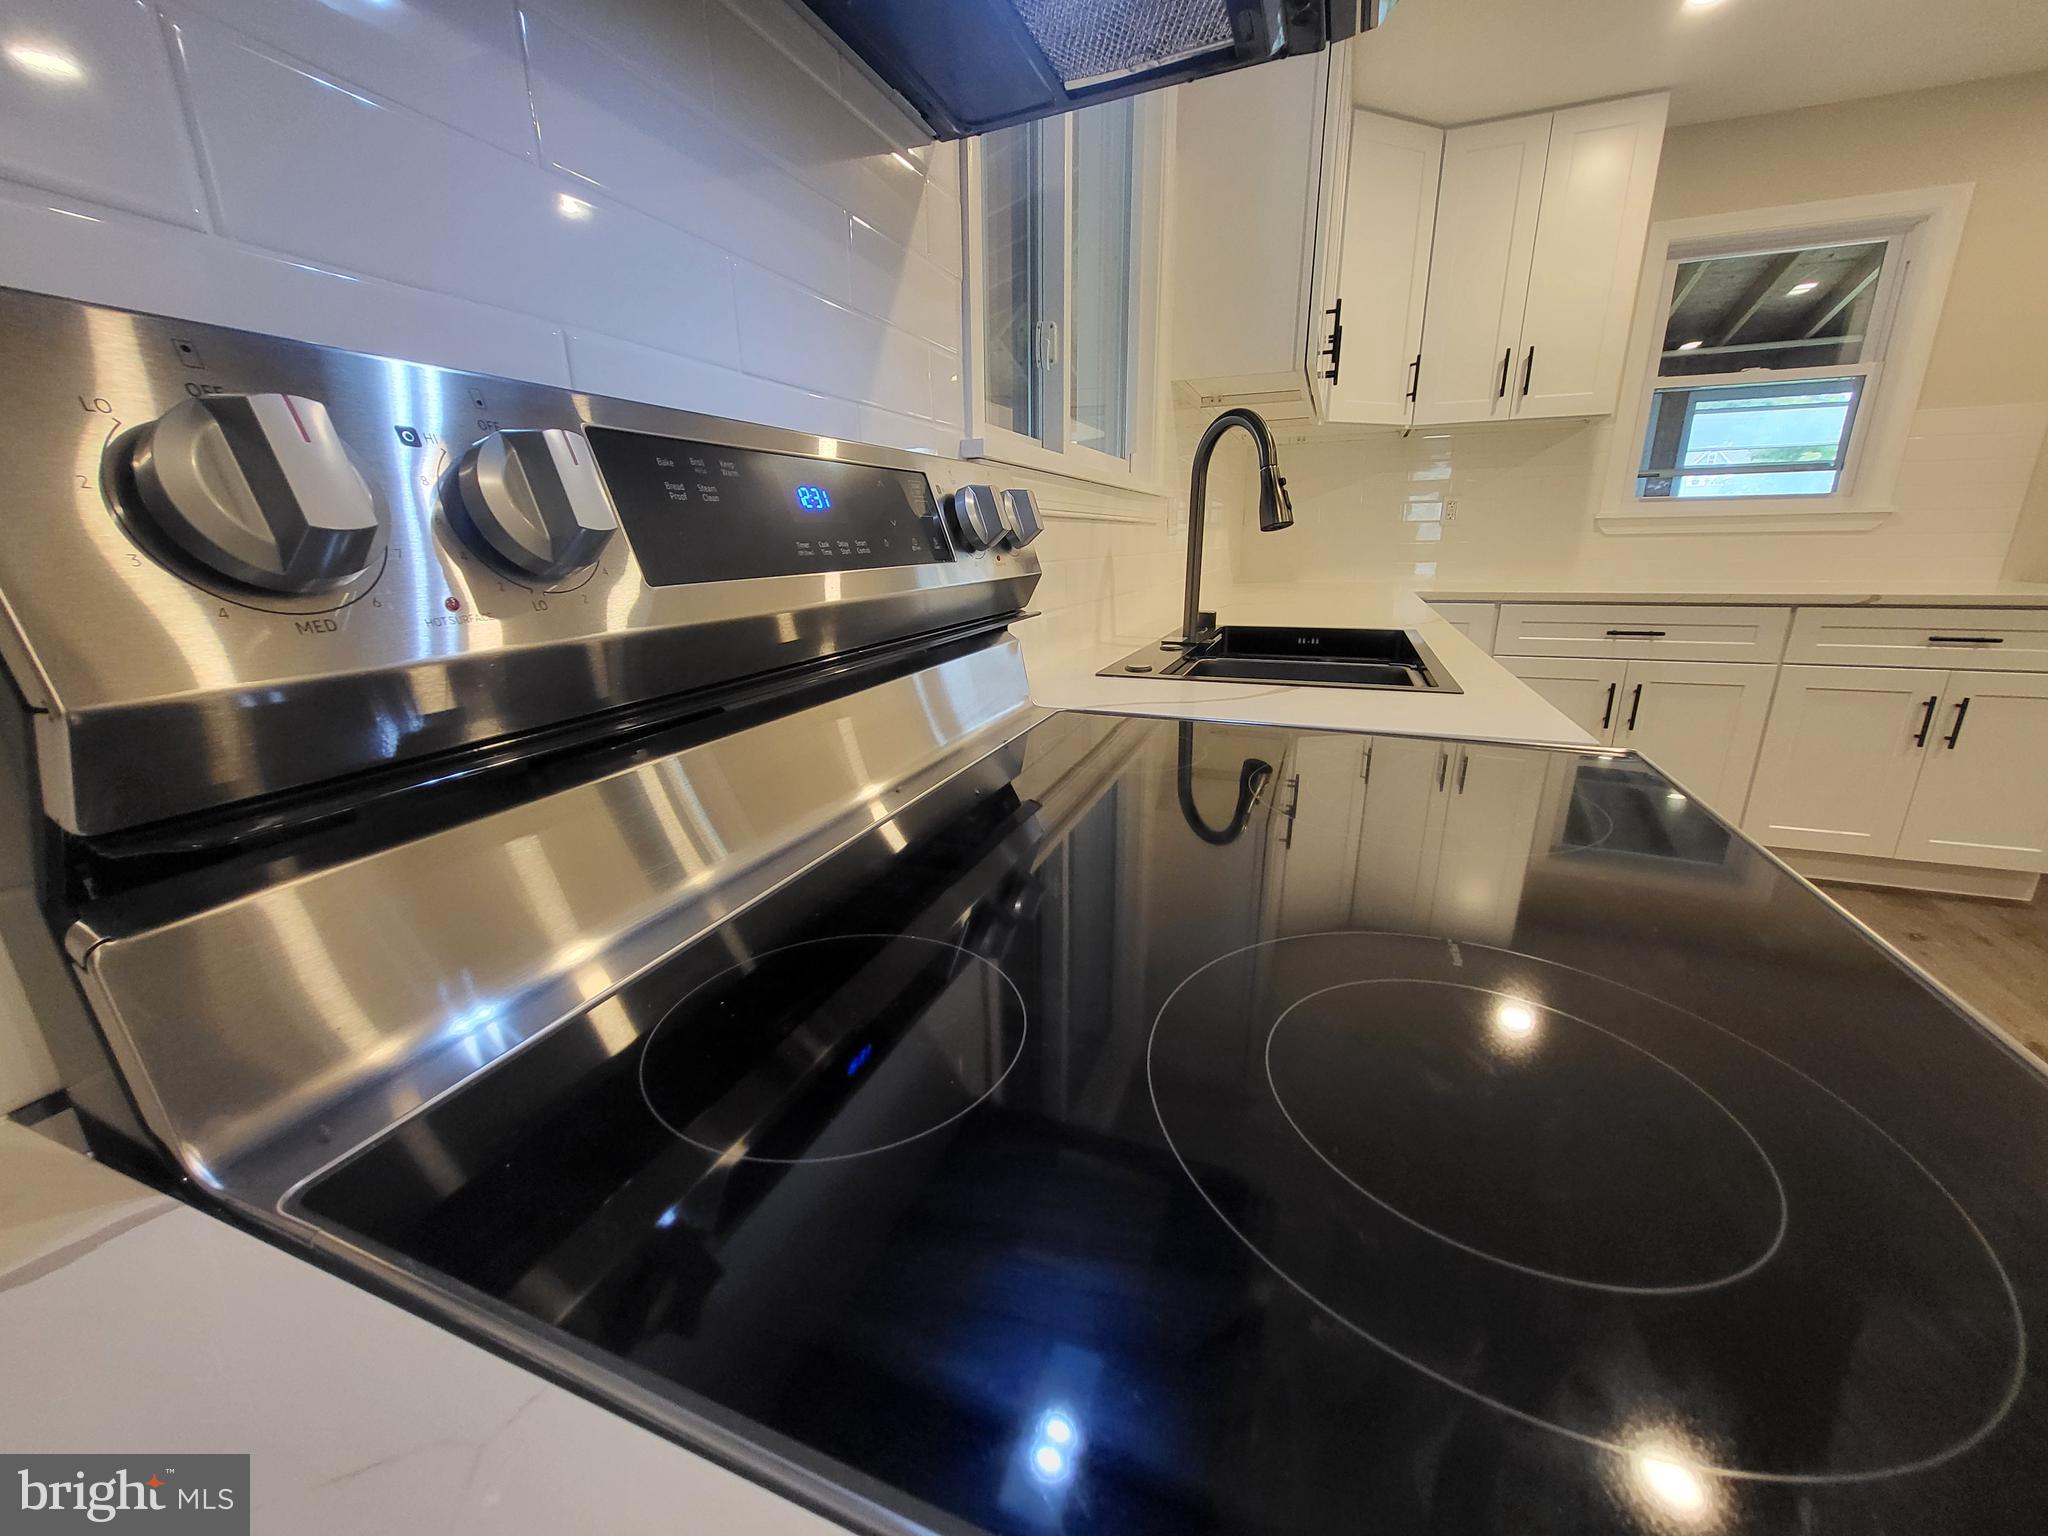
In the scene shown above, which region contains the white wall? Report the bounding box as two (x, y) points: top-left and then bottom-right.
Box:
(1219, 69), (2048, 595)
(0, 0), (1188, 1111)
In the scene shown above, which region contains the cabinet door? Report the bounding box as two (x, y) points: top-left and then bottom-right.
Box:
(1498, 655), (1627, 743)
(1426, 601), (1498, 654)
(1742, 665), (1946, 857)
(1411, 114), (1549, 426)
(1324, 111), (1442, 425)
(1896, 671), (2048, 872)
(1269, 734), (1369, 931)
(1349, 736), (1448, 929)
(1512, 94), (1668, 420)
(1616, 660), (1776, 817)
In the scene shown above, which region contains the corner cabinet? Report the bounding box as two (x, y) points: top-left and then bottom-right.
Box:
(1411, 95), (1668, 424)
(1169, 75), (1666, 429)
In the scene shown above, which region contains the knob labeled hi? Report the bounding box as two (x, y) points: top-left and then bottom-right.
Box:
(457, 428), (617, 581)
(130, 393), (382, 593)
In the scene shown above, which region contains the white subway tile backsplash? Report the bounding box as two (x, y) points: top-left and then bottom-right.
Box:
(702, 0), (918, 248)
(850, 217), (960, 350)
(521, 7), (851, 303)
(171, 14), (739, 366)
(0, 0), (207, 227)
(733, 263), (927, 416)
(173, 0), (534, 158)
(0, 177), (570, 383)
(567, 328), (859, 440)
(921, 181), (963, 278)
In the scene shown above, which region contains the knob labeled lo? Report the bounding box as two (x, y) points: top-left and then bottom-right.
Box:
(997, 487), (1043, 548)
(456, 428), (617, 580)
(129, 392), (382, 593)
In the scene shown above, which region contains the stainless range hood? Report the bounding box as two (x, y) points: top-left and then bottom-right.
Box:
(796, 0), (1393, 139)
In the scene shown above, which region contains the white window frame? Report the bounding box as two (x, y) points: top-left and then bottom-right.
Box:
(959, 94), (1172, 503)
(1597, 185), (1972, 533)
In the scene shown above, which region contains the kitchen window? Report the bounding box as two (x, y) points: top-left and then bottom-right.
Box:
(1602, 188), (1971, 530)
(963, 95), (1167, 492)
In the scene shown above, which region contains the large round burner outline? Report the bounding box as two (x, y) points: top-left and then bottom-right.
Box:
(639, 933), (1028, 1165)
(1146, 930), (2028, 1486)
(1262, 977), (1789, 1296)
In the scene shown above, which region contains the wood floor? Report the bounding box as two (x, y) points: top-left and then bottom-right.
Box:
(1821, 880), (2048, 1065)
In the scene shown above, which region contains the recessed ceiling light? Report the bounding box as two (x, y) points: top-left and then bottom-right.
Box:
(1676, 339), (1703, 351)
(5, 40), (84, 83)
(555, 192), (593, 221)
(1787, 280), (1820, 295)
(1682, 0), (1727, 10)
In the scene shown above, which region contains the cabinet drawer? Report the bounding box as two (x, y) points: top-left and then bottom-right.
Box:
(1784, 607), (2048, 671)
(1424, 602), (1498, 654)
(1495, 604), (1790, 663)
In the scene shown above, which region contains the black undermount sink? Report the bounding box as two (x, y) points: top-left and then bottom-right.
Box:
(1102, 625), (1461, 693)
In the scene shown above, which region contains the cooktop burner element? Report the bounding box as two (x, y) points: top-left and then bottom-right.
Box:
(1258, 975), (1787, 1295)
(294, 715), (2048, 1534)
(638, 934), (1029, 1165)
(1150, 931), (2024, 1484)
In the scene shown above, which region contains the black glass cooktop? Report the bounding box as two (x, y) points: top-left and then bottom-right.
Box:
(297, 713), (2048, 1535)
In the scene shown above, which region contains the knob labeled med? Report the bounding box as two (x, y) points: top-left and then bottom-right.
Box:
(456, 428), (617, 581)
(945, 484), (1005, 552)
(997, 487), (1043, 548)
(129, 393), (382, 593)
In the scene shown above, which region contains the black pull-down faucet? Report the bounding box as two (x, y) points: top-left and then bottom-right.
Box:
(1180, 407), (1293, 647)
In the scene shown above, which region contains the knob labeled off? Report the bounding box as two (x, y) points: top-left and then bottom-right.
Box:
(129, 392), (383, 593)
(456, 428), (617, 581)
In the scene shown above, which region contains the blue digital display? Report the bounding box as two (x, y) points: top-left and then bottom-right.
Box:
(795, 484), (832, 511)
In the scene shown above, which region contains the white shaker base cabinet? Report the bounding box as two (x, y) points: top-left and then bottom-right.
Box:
(1895, 671), (2048, 871)
(1498, 656), (1775, 815)
(1743, 666), (1946, 858)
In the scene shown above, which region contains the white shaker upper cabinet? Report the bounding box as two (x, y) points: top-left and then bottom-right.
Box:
(1515, 94), (1670, 419)
(1411, 115), (1549, 427)
(1324, 111), (1442, 426)
(1895, 671), (2048, 872)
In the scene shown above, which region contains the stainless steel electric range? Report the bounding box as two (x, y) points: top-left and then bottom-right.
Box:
(3, 287), (2045, 1535)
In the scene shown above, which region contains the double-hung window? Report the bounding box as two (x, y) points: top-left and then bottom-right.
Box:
(1638, 234), (1905, 501)
(965, 96), (1165, 492)
(1605, 187), (1969, 529)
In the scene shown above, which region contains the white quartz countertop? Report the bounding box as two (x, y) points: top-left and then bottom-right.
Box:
(0, 1121), (841, 1535)
(1418, 582), (2048, 608)
(1021, 583), (1592, 746)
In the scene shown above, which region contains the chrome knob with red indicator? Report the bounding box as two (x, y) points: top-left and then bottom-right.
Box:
(128, 392), (383, 593)
(455, 428), (618, 581)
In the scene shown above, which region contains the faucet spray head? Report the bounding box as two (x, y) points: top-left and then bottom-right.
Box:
(1258, 466), (1294, 532)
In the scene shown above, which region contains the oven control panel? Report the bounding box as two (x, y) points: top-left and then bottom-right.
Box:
(586, 428), (954, 585)
(0, 286), (1045, 833)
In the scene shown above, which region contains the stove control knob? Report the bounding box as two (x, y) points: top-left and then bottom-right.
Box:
(945, 483), (1004, 552)
(997, 487), (1043, 549)
(456, 428), (617, 580)
(129, 393), (382, 593)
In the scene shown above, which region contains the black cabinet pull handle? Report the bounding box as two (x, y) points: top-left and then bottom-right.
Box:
(1605, 629), (1667, 638)
(1437, 747), (1448, 791)
(1495, 347), (1511, 398)
(1406, 353), (1421, 402)
(1320, 299), (1343, 383)
(1520, 345), (1534, 396)
(1927, 635), (2005, 645)
(1912, 694), (1938, 747)
(1457, 751), (1470, 793)
(1600, 681), (1617, 730)
(1626, 682), (1644, 731)
(1944, 697), (1971, 749)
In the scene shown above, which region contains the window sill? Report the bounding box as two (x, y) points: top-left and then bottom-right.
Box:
(958, 434), (1166, 507)
(1597, 503), (1891, 535)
